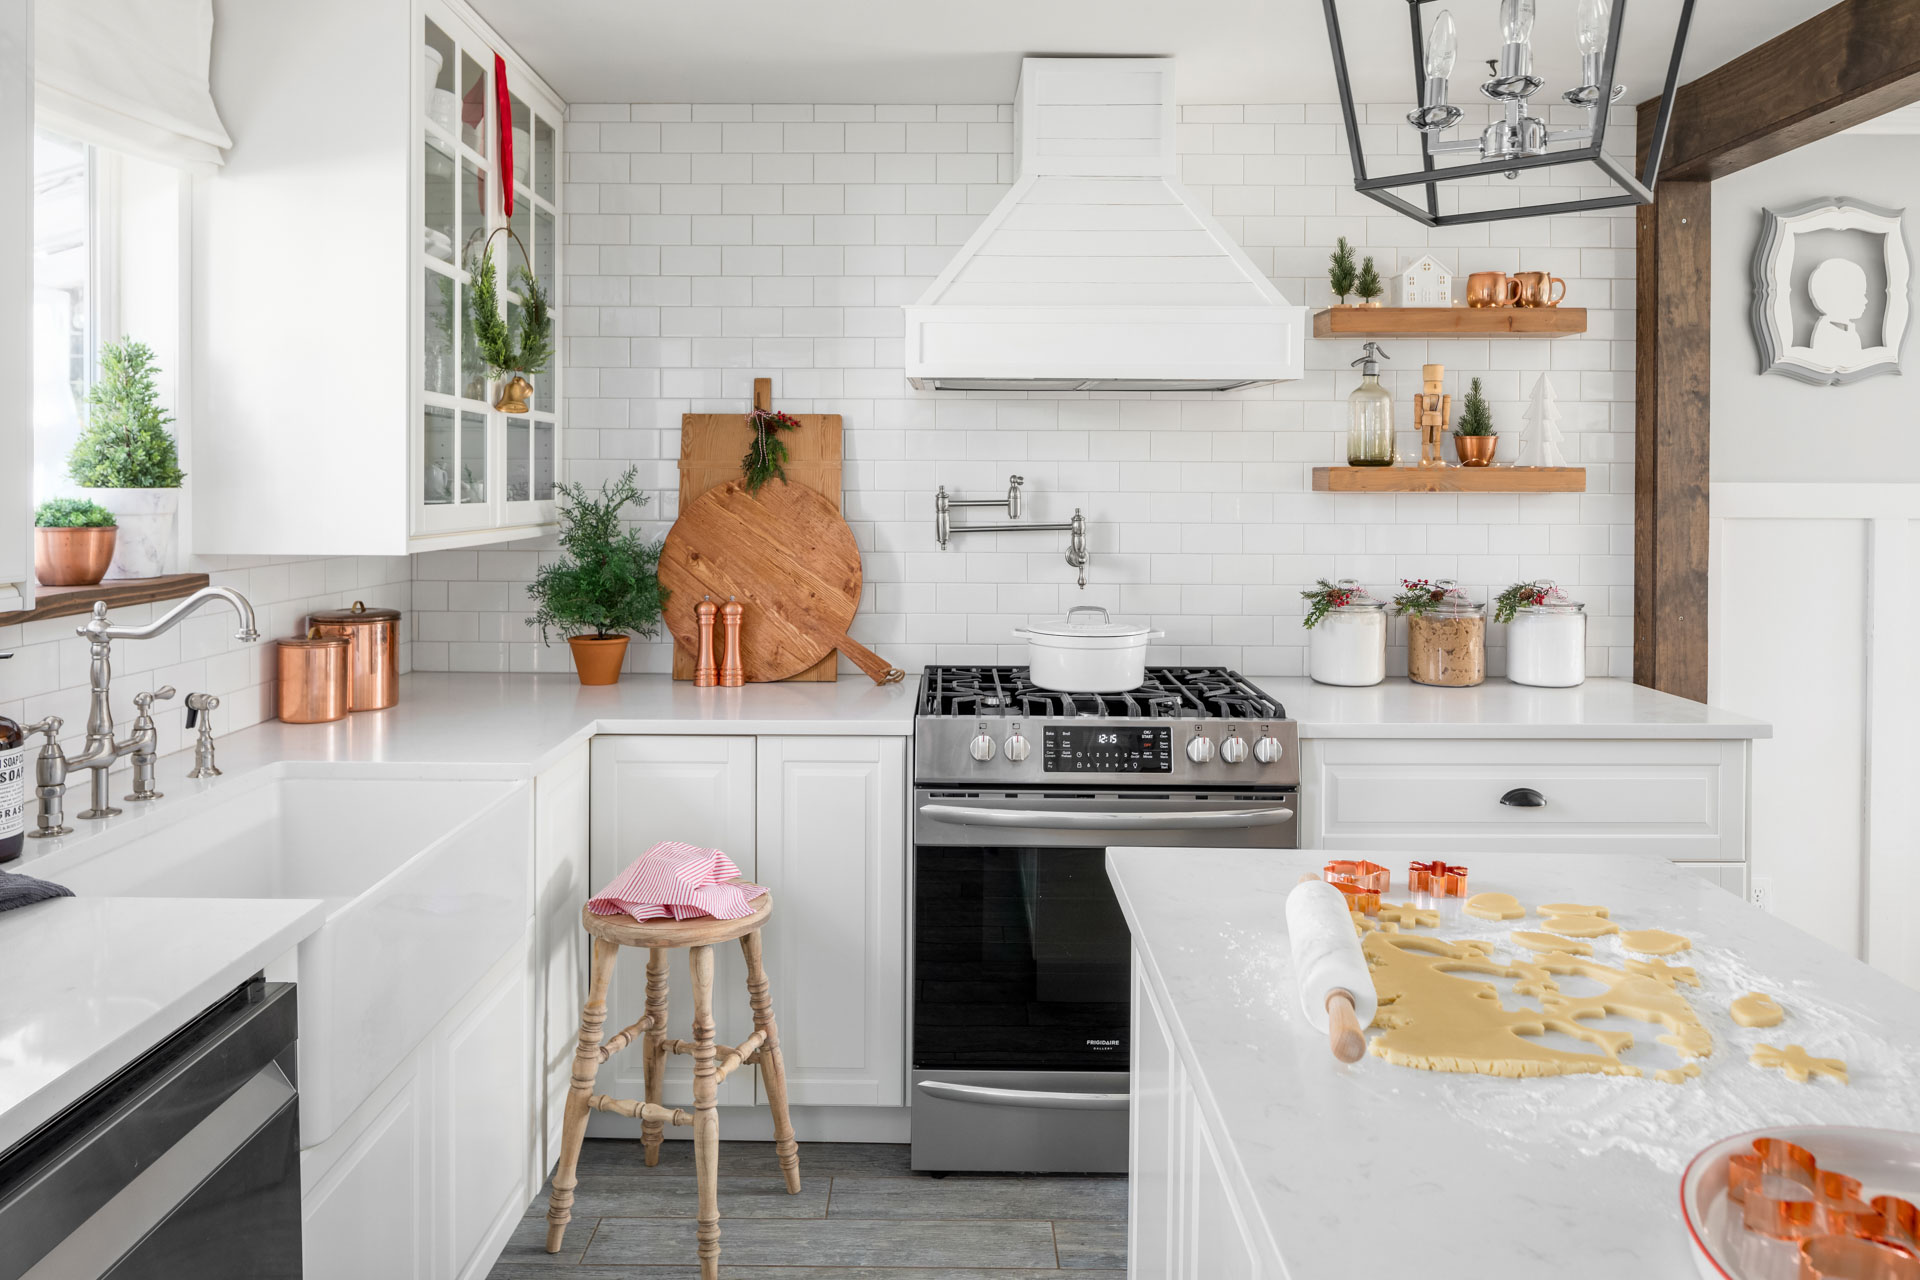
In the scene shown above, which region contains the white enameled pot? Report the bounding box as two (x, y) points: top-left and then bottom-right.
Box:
(1014, 606), (1165, 692)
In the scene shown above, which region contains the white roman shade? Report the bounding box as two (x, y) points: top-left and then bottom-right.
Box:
(34, 0), (232, 167)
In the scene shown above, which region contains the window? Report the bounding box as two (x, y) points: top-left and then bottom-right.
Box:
(31, 129), (94, 504)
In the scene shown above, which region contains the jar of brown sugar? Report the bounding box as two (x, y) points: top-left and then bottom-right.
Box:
(1402, 583), (1486, 687)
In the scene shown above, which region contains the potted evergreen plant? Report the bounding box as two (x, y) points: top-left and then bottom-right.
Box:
(69, 339), (185, 579)
(525, 466), (668, 685)
(33, 498), (118, 587)
(1329, 236), (1358, 306)
(1453, 376), (1497, 466)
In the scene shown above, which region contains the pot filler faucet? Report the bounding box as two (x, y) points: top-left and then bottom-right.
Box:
(26, 587), (259, 835)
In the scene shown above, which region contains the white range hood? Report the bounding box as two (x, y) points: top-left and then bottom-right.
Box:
(903, 57), (1306, 392)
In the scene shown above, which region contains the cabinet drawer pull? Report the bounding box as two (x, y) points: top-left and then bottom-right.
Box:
(1500, 787), (1546, 808)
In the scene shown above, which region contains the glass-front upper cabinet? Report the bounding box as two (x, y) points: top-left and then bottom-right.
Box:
(416, 1), (562, 545)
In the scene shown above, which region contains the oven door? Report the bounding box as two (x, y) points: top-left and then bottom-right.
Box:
(914, 788), (1298, 850)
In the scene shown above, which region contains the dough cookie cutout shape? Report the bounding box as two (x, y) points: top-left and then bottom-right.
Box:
(1511, 930), (1593, 956)
(1751, 1043), (1847, 1084)
(1619, 928), (1691, 956)
(1731, 992), (1785, 1028)
(1463, 892), (1525, 921)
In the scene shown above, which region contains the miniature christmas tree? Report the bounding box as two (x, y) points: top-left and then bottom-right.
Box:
(1356, 255), (1384, 305)
(1328, 236), (1357, 304)
(1518, 373), (1568, 466)
(1455, 377), (1493, 436)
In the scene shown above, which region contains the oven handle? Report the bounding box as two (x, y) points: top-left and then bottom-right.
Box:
(916, 1080), (1131, 1111)
(917, 803), (1294, 831)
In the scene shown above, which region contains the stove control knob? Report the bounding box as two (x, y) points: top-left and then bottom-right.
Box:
(1220, 734), (1250, 765)
(1254, 735), (1285, 765)
(1186, 734), (1216, 764)
(1004, 733), (1031, 763)
(969, 733), (997, 763)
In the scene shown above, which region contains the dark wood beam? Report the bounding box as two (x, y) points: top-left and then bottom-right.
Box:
(1633, 181), (1710, 703)
(1643, 0), (1920, 182)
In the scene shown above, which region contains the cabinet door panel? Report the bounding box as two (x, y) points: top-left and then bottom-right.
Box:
(1186, 1095), (1260, 1280)
(301, 1063), (429, 1280)
(1130, 955), (1181, 1280)
(590, 736), (757, 1107)
(754, 737), (906, 1107)
(537, 745), (592, 1171)
(438, 945), (532, 1278)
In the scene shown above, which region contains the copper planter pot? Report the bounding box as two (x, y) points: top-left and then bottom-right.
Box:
(1453, 434), (1498, 467)
(34, 527), (118, 586)
(568, 635), (629, 685)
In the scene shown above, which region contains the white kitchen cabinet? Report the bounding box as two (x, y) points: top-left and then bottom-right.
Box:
(535, 744), (591, 1174)
(590, 736), (760, 1109)
(302, 1059), (431, 1280)
(193, 0), (563, 557)
(436, 947), (534, 1279)
(1302, 737), (1751, 865)
(754, 737), (906, 1107)
(0, 0), (28, 613)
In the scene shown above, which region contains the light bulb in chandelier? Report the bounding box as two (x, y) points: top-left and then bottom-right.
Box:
(1483, 0), (1543, 103)
(1564, 0), (1626, 106)
(1577, 0), (1609, 55)
(1425, 9), (1457, 78)
(1500, 0), (1535, 45)
(1406, 8), (1463, 133)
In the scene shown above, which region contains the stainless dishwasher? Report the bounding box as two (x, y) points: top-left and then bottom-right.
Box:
(0, 976), (303, 1279)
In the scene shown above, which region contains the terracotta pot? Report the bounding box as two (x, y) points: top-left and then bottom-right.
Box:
(1453, 433), (1499, 467)
(35, 526), (118, 586)
(568, 634), (630, 685)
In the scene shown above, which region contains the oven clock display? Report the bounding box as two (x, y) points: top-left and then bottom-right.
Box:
(1042, 726), (1173, 772)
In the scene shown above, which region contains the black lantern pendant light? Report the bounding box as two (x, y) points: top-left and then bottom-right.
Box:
(1319, 0), (1696, 226)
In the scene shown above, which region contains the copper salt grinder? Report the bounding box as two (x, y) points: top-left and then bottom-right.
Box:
(694, 596), (719, 687)
(719, 596), (745, 687)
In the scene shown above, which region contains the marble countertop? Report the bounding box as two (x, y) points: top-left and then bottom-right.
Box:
(0, 896), (326, 1154)
(1246, 676), (1772, 740)
(1108, 848), (1918, 1279)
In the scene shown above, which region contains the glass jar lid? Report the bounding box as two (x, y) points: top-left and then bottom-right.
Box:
(1518, 581), (1585, 613)
(1328, 578), (1385, 612)
(1418, 580), (1483, 616)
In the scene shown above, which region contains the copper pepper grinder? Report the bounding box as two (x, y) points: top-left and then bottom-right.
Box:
(694, 596), (719, 687)
(719, 596), (745, 687)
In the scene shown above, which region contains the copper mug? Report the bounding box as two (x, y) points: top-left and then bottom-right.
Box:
(1466, 272), (1520, 308)
(1514, 271), (1566, 307)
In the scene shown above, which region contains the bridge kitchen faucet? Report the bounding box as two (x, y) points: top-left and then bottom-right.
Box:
(28, 587), (259, 833)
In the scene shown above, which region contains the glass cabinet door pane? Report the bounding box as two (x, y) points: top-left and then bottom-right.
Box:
(424, 268), (455, 395)
(460, 159), (484, 269)
(424, 139), (455, 262)
(534, 421), (555, 500)
(424, 406), (455, 504)
(423, 20), (455, 129)
(533, 371), (554, 415)
(460, 280), (486, 401)
(534, 116), (555, 202)
(507, 418), (530, 501)
(534, 206), (555, 305)
(460, 51), (487, 154)
(510, 94), (530, 192)
(459, 411), (488, 503)
(508, 197), (529, 279)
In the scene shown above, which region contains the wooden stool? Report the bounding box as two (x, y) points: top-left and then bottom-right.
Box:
(545, 892), (799, 1277)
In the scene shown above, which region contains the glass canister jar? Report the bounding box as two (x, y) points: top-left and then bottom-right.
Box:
(1402, 582), (1486, 687)
(1502, 582), (1587, 687)
(1304, 579), (1387, 686)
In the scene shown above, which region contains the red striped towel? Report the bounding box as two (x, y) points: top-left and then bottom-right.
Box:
(588, 840), (768, 922)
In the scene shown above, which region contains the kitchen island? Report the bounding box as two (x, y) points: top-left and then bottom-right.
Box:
(1108, 847), (1920, 1279)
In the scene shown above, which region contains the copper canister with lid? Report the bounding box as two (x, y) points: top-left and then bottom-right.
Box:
(277, 632), (351, 723)
(308, 600), (401, 711)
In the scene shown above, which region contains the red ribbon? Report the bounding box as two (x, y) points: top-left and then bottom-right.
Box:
(493, 53), (513, 219)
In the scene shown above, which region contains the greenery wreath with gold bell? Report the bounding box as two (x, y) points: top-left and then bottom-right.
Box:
(469, 226), (551, 414)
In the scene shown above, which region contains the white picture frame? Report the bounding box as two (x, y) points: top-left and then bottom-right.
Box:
(1751, 197), (1909, 385)
(1399, 254), (1452, 307)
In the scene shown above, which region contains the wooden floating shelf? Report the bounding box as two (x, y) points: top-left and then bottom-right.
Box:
(0, 573), (211, 627)
(1313, 466), (1587, 493)
(1312, 307), (1587, 339)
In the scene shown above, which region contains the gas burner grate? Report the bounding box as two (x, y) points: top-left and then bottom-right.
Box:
(919, 665), (1283, 721)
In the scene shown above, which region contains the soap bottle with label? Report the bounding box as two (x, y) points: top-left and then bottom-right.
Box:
(0, 654), (23, 863)
(1347, 341), (1395, 466)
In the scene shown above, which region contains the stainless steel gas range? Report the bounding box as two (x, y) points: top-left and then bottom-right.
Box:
(910, 665), (1298, 1173)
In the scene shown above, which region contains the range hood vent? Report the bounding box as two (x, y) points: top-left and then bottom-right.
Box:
(903, 58), (1305, 393)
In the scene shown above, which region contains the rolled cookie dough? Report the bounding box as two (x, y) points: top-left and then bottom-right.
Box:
(1626, 958), (1700, 989)
(1511, 930), (1593, 956)
(1377, 902), (1440, 928)
(1751, 1043), (1846, 1084)
(1731, 992), (1785, 1028)
(1619, 928), (1691, 956)
(1464, 892), (1525, 921)
(1655, 1062), (1702, 1084)
(1539, 903), (1609, 917)
(1541, 913), (1621, 939)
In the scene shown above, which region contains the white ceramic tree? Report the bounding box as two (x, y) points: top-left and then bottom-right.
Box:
(1518, 373), (1568, 466)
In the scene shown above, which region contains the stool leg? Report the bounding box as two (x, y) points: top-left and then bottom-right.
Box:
(690, 944), (721, 1280)
(547, 937), (618, 1254)
(640, 946), (670, 1167)
(741, 928), (801, 1194)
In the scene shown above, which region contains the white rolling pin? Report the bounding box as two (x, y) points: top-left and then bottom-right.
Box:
(1285, 877), (1377, 1063)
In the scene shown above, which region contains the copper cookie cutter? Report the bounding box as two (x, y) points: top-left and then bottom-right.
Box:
(1324, 860), (1389, 916)
(1408, 860), (1469, 896)
(1725, 1137), (1920, 1275)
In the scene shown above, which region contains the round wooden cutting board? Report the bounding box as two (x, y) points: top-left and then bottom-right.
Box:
(657, 479), (862, 683)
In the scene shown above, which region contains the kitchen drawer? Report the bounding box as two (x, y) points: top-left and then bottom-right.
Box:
(1304, 738), (1749, 862)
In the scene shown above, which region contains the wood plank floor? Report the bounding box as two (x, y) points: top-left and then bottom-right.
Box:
(489, 1140), (1127, 1277)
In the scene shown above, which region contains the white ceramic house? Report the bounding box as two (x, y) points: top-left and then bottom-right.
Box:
(1399, 254), (1453, 306)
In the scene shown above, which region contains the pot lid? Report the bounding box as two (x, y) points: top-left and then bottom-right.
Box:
(1020, 605), (1155, 639)
(279, 629), (349, 649)
(309, 599), (401, 623)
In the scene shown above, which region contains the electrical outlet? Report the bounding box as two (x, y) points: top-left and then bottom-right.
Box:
(1750, 878), (1773, 913)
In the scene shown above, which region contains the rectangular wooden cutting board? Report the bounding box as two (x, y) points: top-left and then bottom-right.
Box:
(673, 377), (844, 681)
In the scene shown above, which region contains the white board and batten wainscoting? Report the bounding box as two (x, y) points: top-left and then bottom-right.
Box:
(1709, 481), (1919, 989)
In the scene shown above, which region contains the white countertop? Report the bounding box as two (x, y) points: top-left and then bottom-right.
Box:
(1246, 676), (1772, 740)
(0, 895), (326, 1153)
(1109, 848), (1918, 1279)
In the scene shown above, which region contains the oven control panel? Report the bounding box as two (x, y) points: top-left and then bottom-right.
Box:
(1042, 725), (1173, 773)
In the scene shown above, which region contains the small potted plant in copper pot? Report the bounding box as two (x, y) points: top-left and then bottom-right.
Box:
(1452, 376), (1498, 466)
(34, 498), (119, 587)
(525, 466), (668, 685)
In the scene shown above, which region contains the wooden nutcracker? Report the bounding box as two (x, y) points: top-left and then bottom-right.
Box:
(1414, 363), (1451, 467)
(693, 596), (719, 687)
